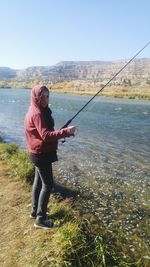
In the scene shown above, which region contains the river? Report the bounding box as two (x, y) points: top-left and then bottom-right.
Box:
(0, 87), (149, 183)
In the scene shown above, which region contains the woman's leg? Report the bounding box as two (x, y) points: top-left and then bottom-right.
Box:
(31, 167), (42, 215)
(36, 163), (53, 222)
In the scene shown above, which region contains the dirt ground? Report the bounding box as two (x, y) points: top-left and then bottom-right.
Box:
(0, 162), (52, 267)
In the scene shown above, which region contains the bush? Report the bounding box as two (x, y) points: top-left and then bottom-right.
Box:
(9, 150), (34, 183)
(0, 143), (34, 183)
(0, 143), (18, 160)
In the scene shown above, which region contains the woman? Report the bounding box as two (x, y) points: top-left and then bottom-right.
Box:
(24, 85), (75, 229)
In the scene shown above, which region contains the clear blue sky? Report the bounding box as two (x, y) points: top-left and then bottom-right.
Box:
(0, 0), (149, 69)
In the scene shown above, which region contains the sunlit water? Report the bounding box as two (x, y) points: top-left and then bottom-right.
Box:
(0, 87), (149, 259)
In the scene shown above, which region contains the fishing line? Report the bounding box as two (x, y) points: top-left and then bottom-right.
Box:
(61, 42), (150, 130)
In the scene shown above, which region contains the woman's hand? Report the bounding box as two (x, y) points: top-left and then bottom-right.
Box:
(67, 126), (76, 136)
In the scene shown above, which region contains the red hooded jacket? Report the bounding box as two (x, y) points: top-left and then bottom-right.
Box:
(24, 85), (71, 154)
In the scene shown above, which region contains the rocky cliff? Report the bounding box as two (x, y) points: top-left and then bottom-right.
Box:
(0, 58), (150, 87)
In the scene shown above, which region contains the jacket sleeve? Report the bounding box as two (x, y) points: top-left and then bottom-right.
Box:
(33, 113), (71, 142)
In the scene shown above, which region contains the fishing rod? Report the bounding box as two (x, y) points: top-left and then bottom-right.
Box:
(61, 42), (150, 129)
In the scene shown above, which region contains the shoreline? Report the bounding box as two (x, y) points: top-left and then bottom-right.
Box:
(0, 83), (150, 100)
(0, 141), (149, 266)
(51, 89), (150, 100)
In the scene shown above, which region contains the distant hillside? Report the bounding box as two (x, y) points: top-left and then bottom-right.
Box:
(0, 58), (150, 87)
(0, 67), (16, 80)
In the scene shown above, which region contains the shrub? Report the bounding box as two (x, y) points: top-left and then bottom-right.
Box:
(0, 143), (34, 183)
(0, 143), (18, 160)
(9, 150), (34, 183)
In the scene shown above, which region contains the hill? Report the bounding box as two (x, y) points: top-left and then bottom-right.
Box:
(0, 58), (149, 85)
(0, 59), (150, 99)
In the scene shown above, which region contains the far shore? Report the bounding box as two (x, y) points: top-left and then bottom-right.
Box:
(0, 82), (150, 100)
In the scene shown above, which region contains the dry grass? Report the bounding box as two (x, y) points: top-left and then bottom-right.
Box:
(0, 163), (33, 267)
(50, 82), (150, 99)
(0, 161), (100, 267)
(0, 162), (71, 267)
(0, 144), (117, 267)
(0, 143), (149, 267)
(0, 160), (103, 267)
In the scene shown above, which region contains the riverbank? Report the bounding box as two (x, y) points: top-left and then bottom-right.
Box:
(0, 81), (150, 100)
(0, 162), (89, 267)
(0, 142), (149, 267)
(50, 81), (150, 100)
(0, 143), (105, 267)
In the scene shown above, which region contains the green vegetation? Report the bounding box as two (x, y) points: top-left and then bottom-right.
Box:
(0, 80), (150, 100)
(0, 143), (34, 183)
(0, 142), (149, 266)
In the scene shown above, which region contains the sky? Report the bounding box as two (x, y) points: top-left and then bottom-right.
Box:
(0, 0), (149, 69)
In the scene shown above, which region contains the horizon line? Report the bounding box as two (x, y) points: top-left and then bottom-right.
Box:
(0, 57), (150, 70)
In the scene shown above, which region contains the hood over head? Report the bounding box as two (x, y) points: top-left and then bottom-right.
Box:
(31, 85), (49, 110)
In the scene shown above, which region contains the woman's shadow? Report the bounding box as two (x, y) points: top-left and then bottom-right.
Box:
(49, 182), (78, 221)
(53, 182), (78, 199)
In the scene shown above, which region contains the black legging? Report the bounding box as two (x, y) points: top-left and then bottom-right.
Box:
(32, 162), (53, 222)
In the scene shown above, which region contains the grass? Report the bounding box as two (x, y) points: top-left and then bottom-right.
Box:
(0, 142), (149, 267)
(0, 81), (150, 100)
(0, 142), (34, 183)
(49, 82), (150, 100)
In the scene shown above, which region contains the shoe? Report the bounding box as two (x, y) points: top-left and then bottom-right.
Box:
(29, 211), (48, 219)
(34, 219), (54, 229)
(29, 211), (36, 219)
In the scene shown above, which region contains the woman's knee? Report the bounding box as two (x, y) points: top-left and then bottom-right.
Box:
(42, 180), (53, 192)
